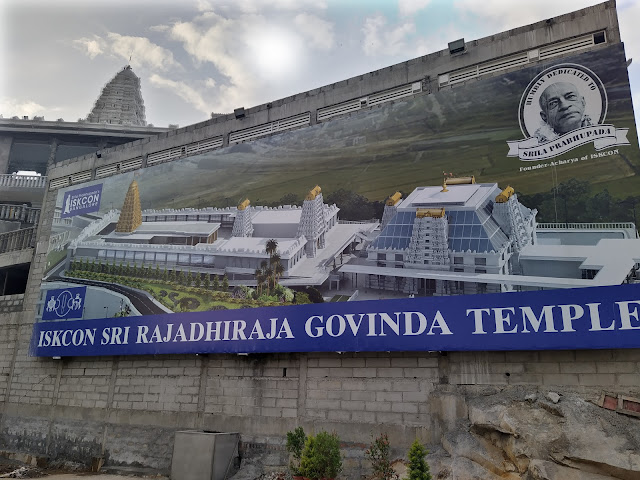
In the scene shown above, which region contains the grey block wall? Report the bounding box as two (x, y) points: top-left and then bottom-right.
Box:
(1, 344), (639, 474)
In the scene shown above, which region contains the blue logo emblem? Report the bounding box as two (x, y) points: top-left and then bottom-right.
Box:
(42, 287), (86, 320)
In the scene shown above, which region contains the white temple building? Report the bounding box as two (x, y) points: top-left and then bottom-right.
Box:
(66, 183), (377, 287)
(340, 178), (640, 296)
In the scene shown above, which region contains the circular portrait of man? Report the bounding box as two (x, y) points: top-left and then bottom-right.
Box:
(519, 64), (607, 143)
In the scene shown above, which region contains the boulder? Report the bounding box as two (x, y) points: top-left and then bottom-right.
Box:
(433, 389), (640, 480)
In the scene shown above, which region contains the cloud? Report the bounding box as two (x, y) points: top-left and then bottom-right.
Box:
(362, 14), (415, 57)
(149, 74), (213, 115)
(205, 78), (216, 88)
(72, 32), (180, 71)
(0, 98), (49, 118)
(294, 13), (334, 50)
(618, 0), (640, 127)
(107, 33), (180, 71)
(216, 0), (327, 13)
(618, 1), (640, 71)
(149, 24), (170, 33)
(196, 0), (213, 12)
(168, 13), (284, 112)
(398, 0), (431, 17)
(72, 36), (105, 59)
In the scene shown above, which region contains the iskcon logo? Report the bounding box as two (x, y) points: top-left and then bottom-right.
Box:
(42, 287), (86, 320)
(507, 63), (630, 161)
(61, 184), (103, 218)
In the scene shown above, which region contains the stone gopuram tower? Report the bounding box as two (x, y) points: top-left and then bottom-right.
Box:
(232, 198), (254, 237)
(86, 65), (147, 126)
(116, 180), (142, 233)
(297, 185), (328, 258)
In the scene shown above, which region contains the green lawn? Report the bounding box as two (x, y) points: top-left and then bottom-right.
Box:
(66, 270), (294, 313)
(142, 281), (245, 312)
(46, 249), (68, 273)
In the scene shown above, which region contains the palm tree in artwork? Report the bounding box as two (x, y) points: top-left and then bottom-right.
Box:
(254, 268), (264, 295)
(265, 266), (274, 290)
(274, 262), (285, 284)
(270, 252), (281, 267)
(266, 239), (278, 257)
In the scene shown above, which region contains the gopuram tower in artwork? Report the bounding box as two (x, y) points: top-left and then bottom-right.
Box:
(86, 65), (147, 126)
(116, 180), (142, 233)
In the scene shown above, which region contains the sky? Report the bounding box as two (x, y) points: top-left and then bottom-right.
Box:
(1, 0), (639, 128)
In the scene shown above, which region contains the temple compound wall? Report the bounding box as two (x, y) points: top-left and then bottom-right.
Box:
(1, 320), (639, 473)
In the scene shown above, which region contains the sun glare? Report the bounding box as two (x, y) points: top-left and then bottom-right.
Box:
(247, 28), (301, 80)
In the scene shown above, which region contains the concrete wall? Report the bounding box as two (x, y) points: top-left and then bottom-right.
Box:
(0, 137), (13, 175)
(520, 258), (583, 278)
(1, 344), (639, 474)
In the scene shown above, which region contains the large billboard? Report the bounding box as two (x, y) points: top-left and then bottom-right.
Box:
(33, 43), (640, 356)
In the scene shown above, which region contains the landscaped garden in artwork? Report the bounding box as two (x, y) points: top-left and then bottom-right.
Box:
(64, 240), (323, 314)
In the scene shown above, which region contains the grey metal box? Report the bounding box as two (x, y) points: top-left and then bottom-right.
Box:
(171, 431), (239, 480)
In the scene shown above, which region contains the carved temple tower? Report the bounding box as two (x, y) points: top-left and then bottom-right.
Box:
(116, 180), (142, 233)
(86, 65), (147, 126)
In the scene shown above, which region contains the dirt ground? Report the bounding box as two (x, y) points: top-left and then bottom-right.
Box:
(0, 464), (168, 480)
(43, 476), (146, 480)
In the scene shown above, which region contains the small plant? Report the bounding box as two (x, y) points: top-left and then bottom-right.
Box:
(366, 433), (398, 480)
(286, 427), (306, 478)
(300, 431), (342, 480)
(300, 435), (319, 480)
(405, 439), (431, 480)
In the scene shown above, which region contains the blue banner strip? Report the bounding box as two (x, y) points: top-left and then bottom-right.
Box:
(30, 283), (640, 357)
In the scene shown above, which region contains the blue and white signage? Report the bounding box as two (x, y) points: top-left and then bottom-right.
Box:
(30, 284), (640, 357)
(42, 286), (86, 321)
(61, 184), (103, 218)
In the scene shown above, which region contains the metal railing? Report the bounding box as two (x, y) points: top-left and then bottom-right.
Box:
(0, 174), (47, 188)
(537, 222), (636, 230)
(0, 204), (40, 224)
(0, 227), (37, 254)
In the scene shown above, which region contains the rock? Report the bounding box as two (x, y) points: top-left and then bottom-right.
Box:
(449, 456), (520, 480)
(0, 466), (44, 479)
(525, 393), (537, 403)
(390, 459), (407, 479)
(468, 403), (518, 436)
(443, 429), (521, 477)
(546, 392), (561, 404)
(528, 460), (614, 480)
(227, 462), (263, 480)
(437, 390), (640, 480)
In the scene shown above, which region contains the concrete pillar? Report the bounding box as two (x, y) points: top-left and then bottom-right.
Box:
(0, 136), (13, 174)
(0, 270), (8, 295)
(47, 137), (59, 168)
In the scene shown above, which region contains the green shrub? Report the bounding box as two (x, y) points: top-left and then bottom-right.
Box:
(300, 431), (342, 479)
(405, 439), (431, 480)
(366, 433), (398, 480)
(294, 291), (311, 304)
(299, 436), (319, 479)
(286, 427), (306, 476)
